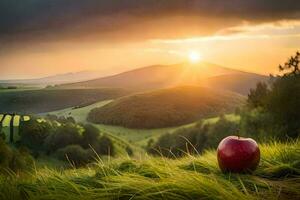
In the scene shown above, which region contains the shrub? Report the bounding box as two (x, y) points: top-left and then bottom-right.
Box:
(81, 124), (99, 148)
(19, 118), (53, 152)
(92, 135), (115, 156)
(205, 115), (239, 147)
(44, 123), (82, 153)
(56, 145), (91, 166)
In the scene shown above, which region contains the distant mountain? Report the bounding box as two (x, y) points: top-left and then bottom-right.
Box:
(199, 73), (269, 95)
(60, 62), (268, 95)
(0, 70), (104, 85)
(88, 85), (245, 129)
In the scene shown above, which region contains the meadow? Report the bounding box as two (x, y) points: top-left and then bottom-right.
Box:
(0, 140), (299, 200)
(44, 99), (240, 148)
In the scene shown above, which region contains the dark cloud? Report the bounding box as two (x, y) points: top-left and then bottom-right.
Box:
(0, 0), (299, 47)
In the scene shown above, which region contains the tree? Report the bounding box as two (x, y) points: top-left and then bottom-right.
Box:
(266, 51), (300, 138)
(279, 51), (300, 76)
(265, 75), (300, 138)
(242, 51), (300, 139)
(247, 82), (270, 108)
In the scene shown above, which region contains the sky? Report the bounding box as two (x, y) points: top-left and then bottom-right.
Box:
(0, 0), (300, 79)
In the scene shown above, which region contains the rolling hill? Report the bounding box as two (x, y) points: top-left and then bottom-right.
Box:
(0, 88), (130, 114)
(60, 62), (267, 95)
(0, 70), (104, 86)
(88, 85), (245, 129)
(200, 73), (269, 95)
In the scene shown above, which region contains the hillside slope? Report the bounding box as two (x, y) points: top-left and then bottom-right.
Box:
(60, 62), (267, 95)
(88, 86), (245, 129)
(200, 73), (269, 95)
(0, 88), (129, 113)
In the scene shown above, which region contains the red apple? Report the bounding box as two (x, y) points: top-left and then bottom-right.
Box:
(217, 136), (260, 173)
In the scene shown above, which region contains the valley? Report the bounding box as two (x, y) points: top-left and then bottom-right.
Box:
(0, 58), (299, 200)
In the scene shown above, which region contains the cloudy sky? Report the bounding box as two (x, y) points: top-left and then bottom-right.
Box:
(0, 0), (300, 79)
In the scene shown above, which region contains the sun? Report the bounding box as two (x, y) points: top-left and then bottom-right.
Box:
(188, 51), (202, 63)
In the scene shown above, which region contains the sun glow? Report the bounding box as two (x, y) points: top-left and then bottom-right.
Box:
(188, 51), (202, 63)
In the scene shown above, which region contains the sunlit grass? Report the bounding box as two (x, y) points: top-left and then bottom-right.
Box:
(0, 140), (299, 200)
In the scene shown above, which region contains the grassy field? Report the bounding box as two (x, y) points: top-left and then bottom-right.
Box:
(46, 100), (113, 123)
(93, 114), (237, 147)
(0, 88), (129, 113)
(44, 99), (240, 147)
(1, 140), (299, 200)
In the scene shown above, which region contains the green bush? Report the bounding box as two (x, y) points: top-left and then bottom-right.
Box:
(17, 117), (116, 163)
(19, 118), (53, 153)
(56, 145), (91, 166)
(91, 135), (115, 156)
(44, 123), (82, 154)
(205, 115), (239, 147)
(81, 124), (99, 148)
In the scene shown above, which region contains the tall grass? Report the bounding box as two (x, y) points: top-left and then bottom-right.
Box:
(0, 140), (299, 200)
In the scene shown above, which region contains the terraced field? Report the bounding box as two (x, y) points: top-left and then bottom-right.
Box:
(0, 114), (30, 143)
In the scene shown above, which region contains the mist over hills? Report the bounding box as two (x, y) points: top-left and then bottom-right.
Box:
(0, 70), (104, 85)
(60, 62), (268, 95)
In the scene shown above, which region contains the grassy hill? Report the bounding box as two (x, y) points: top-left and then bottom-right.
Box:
(60, 62), (267, 95)
(88, 86), (245, 129)
(0, 88), (130, 113)
(1, 140), (299, 200)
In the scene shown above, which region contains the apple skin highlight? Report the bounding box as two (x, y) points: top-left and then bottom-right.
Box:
(217, 136), (260, 173)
